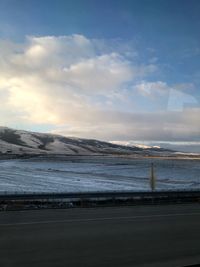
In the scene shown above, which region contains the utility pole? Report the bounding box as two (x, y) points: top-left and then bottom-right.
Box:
(150, 163), (156, 191)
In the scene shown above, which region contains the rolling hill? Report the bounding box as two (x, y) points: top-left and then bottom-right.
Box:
(0, 126), (172, 157)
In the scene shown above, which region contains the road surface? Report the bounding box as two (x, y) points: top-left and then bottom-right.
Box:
(0, 204), (200, 267)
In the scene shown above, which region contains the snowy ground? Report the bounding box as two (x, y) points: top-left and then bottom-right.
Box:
(0, 156), (199, 193)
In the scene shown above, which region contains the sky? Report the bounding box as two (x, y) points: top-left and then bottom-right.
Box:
(0, 0), (200, 152)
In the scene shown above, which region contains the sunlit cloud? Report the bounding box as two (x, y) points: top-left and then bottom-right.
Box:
(0, 34), (199, 142)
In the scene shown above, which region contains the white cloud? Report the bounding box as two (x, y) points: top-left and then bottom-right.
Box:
(63, 53), (133, 93)
(51, 107), (200, 142)
(167, 88), (198, 111)
(135, 81), (168, 97)
(0, 34), (155, 125)
(0, 34), (199, 142)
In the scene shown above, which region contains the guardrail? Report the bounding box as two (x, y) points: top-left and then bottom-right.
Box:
(0, 190), (200, 201)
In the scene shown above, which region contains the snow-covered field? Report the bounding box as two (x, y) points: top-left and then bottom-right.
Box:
(0, 156), (199, 193)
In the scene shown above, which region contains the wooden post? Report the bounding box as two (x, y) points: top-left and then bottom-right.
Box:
(150, 163), (156, 191)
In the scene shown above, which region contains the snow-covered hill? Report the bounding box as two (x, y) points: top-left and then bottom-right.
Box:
(110, 141), (161, 149)
(0, 126), (172, 157)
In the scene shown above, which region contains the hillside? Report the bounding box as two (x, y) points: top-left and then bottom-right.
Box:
(0, 126), (172, 157)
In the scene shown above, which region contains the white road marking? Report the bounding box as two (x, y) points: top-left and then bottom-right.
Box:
(0, 212), (200, 227)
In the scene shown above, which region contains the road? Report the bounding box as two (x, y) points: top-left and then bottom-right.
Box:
(0, 204), (200, 267)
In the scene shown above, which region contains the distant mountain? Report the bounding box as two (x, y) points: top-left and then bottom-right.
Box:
(0, 126), (175, 157)
(110, 141), (161, 150)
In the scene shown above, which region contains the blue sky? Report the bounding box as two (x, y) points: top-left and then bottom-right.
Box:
(0, 0), (199, 151)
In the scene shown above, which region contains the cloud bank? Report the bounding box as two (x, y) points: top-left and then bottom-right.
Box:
(0, 34), (199, 142)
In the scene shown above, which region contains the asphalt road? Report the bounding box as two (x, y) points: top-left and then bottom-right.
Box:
(0, 204), (200, 267)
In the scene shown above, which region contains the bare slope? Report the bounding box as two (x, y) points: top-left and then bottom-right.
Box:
(0, 126), (172, 156)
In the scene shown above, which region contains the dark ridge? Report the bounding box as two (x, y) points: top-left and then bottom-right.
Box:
(67, 147), (79, 153)
(56, 137), (103, 153)
(58, 136), (142, 152)
(0, 129), (27, 147)
(33, 134), (54, 150)
(76, 145), (96, 153)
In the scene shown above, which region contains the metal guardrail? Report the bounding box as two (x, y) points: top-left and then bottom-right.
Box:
(0, 190), (200, 201)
